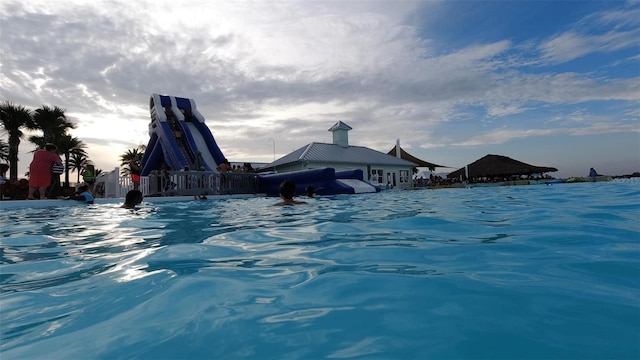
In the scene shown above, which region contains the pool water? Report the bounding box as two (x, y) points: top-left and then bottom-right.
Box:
(1, 180), (639, 359)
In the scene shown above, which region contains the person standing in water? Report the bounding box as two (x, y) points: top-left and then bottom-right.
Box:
(28, 143), (63, 199)
(130, 158), (141, 191)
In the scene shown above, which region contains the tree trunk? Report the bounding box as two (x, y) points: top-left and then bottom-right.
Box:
(43, 130), (53, 145)
(8, 136), (20, 181)
(64, 153), (70, 188)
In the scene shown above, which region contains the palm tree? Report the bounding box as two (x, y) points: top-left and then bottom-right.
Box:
(69, 152), (90, 184)
(0, 102), (35, 181)
(27, 135), (46, 150)
(119, 145), (146, 175)
(56, 135), (87, 187)
(32, 105), (75, 144)
(0, 138), (9, 162)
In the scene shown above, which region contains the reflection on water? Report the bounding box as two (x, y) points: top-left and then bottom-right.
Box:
(1, 180), (639, 359)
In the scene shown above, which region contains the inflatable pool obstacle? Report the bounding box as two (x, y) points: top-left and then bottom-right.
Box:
(258, 168), (380, 196)
(566, 175), (613, 183)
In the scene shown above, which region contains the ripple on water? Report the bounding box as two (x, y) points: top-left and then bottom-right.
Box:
(1, 181), (639, 359)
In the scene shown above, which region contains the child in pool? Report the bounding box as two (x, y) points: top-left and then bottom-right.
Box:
(274, 180), (307, 206)
(62, 185), (94, 204)
(122, 190), (143, 209)
(306, 186), (316, 198)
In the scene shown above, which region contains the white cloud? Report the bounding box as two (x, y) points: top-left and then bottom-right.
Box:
(537, 2), (640, 64)
(567, 122), (640, 136)
(539, 29), (640, 64)
(485, 103), (529, 118)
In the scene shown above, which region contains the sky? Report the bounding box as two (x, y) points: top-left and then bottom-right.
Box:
(1, 0), (639, 179)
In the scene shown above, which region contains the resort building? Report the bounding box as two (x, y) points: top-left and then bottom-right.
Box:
(259, 121), (417, 189)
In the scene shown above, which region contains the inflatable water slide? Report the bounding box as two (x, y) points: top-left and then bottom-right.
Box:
(140, 94), (226, 175)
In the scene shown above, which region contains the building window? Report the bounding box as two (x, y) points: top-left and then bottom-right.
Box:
(399, 169), (410, 183)
(370, 169), (383, 183)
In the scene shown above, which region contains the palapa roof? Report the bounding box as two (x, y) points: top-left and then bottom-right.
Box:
(387, 146), (446, 171)
(447, 154), (557, 179)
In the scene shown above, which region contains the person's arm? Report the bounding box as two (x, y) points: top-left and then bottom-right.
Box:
(60, 194), (85, 201)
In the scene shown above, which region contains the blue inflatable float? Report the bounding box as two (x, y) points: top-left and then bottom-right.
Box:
(257, 168), (380, 197)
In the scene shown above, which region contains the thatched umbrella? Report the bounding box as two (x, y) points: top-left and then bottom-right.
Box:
(387, 146), (446, 171)
(448, 154), (557, 180)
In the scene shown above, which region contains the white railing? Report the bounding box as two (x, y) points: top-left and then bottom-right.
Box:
(94, 168), (259, 198)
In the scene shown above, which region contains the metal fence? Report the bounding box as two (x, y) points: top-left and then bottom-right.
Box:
(94, 167), (260, 198)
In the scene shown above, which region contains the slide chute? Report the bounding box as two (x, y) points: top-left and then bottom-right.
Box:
(140, 94), (226, 175)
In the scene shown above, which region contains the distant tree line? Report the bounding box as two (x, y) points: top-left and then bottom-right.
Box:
(0, 101), (95, 188)
(1, 101), (151, 190)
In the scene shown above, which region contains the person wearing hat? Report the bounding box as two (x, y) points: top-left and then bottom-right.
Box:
(28, 143), (63, 200)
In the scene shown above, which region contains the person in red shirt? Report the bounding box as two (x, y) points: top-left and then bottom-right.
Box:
(129, 158), (141, 191)
(28, 143), (63, 199)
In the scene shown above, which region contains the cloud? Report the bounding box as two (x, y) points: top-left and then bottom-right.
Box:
(538, 30), (640, 64)
(584, 1), (640, 29)
(537, 3), (640, 64)
(453, 121), (640, 147)
(566, 122), (640, 136)
(0, 0), (638, 176)
(452, 128), (556, 147)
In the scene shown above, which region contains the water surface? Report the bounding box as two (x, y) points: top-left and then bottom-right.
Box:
(1, 180), (639, 359)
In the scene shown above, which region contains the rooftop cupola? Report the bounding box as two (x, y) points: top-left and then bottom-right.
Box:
(329, 121), (352, 148)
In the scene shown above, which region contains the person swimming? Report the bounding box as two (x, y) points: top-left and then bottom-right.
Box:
(274, 180), (307, 206)
(121, 190), (143, 209)
(305, 186), (316, 198)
